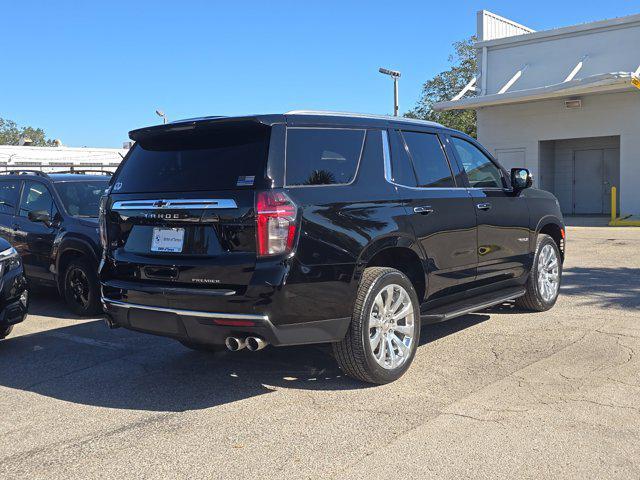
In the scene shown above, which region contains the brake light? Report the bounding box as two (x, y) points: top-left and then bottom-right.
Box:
(256, 190), (298, 257)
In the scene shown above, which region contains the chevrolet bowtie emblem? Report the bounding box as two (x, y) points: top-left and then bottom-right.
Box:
(153, 200), (168, 208)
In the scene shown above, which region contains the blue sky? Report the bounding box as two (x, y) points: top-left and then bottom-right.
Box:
(2, 0), (638, 147)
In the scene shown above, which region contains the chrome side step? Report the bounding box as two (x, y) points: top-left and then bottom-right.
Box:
(421, 287), (526, 323)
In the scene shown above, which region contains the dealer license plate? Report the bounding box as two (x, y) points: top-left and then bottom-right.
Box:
(151, 228), (185, 253)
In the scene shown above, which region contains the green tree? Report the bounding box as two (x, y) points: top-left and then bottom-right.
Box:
(0, 117), (56, 146)
(406, 36), (477, 137)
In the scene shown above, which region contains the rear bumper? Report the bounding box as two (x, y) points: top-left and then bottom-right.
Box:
(102, 297), (350, 347)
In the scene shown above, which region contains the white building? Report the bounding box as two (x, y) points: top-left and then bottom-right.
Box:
(0, 145), (126, 173)
(435, 10), (640, 216)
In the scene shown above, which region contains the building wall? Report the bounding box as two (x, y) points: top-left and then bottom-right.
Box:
(481, 16), (640, 96)
(477, 90), (640, 214)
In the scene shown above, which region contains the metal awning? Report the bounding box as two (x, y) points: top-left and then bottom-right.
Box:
(434, 72), (639, 111)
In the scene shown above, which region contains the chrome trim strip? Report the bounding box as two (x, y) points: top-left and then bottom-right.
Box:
(381, 130), (393, 182)
(111, 199), (238, 210)
(102, 297), (269, 321)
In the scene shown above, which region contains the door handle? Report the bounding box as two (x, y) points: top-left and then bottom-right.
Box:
(476, 202), (492, 211)
(413, 206), (434, 215)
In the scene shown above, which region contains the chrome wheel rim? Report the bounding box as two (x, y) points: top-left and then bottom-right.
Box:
(369, 284), (415, 370)
(537, 244), (560, 302)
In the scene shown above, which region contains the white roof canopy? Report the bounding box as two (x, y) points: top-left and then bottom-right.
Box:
(434, 72), (639, 111)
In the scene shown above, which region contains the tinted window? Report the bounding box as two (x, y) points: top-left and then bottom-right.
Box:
(56, 181), (108, 217)
(19, 181), (57, 218)
(451, 137), (503, 188)
(286, 128), (365, 186)
(401, 131), (455, 188)
(0, 180), (20, 214)
(388, 130), (417, 187)
(114, 124), (270, 193)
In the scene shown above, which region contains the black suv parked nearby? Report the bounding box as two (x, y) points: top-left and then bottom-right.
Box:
(101, 111), (565, 384)
(0, 170), (109, 315)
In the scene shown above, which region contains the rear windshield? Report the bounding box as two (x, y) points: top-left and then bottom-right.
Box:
(114, 124), (270, 193)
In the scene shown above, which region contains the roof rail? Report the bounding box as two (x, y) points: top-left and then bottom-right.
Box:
(284, 110), (443, 127)
(0, 169), (49, 178)
(54, 169), (113, 176)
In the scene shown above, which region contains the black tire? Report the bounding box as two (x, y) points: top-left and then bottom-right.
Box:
(333, 267), (421, 384)
(179, 340), (226, 353)
(0, 325), (13, 340)
(63, 258), (101, 316)
(515, 234), (562, 312)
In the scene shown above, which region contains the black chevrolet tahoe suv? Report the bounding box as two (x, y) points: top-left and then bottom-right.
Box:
(100, 111), (565, 384)
(0, 171), (109, 315)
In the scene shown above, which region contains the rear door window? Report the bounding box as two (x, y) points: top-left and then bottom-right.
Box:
(286, 128), (365, 186)
(114, 124), (271, 193)
(0, 180), (20, 214)
(388, 130), (417, 187)
(401, 131), (455, 188)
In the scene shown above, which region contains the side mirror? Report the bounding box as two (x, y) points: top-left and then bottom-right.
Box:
(511, 168), (533, 191)
(28, 210), (52, 226)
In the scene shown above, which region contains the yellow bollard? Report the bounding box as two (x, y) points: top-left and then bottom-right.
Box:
(610, 185), (640, 226)
(611, 186), (617, 224)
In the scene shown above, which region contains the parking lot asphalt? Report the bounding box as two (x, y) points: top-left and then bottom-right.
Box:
(0, 225), (638, 480)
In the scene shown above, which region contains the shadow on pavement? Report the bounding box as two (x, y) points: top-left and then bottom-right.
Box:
(27, 286), (90, 320)
(561, 266), (640, 309)
(420, 313), (490, 345)
(0, 294), (490, 412)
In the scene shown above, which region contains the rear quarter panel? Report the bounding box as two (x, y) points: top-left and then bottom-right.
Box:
(275, 129), (416, 324)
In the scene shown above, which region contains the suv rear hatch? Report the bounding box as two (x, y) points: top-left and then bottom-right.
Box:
(103, 120), (271, 292)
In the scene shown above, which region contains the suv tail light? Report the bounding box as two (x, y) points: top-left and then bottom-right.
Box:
(256, 190), (298, 257)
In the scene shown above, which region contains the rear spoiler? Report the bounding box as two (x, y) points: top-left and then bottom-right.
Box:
(128, 115), (283, 142)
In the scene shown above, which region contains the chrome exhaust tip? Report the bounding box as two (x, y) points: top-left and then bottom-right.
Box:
(225, 336), (246, 352)
(246, 336), (268, 352)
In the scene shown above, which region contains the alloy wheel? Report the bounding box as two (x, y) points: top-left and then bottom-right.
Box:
(369, 284), (416, 370)
(537, 244), (560, 302)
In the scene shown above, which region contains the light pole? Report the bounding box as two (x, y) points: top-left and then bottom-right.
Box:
(379, 67), (401, 116)
(155, 109), (167, 124)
